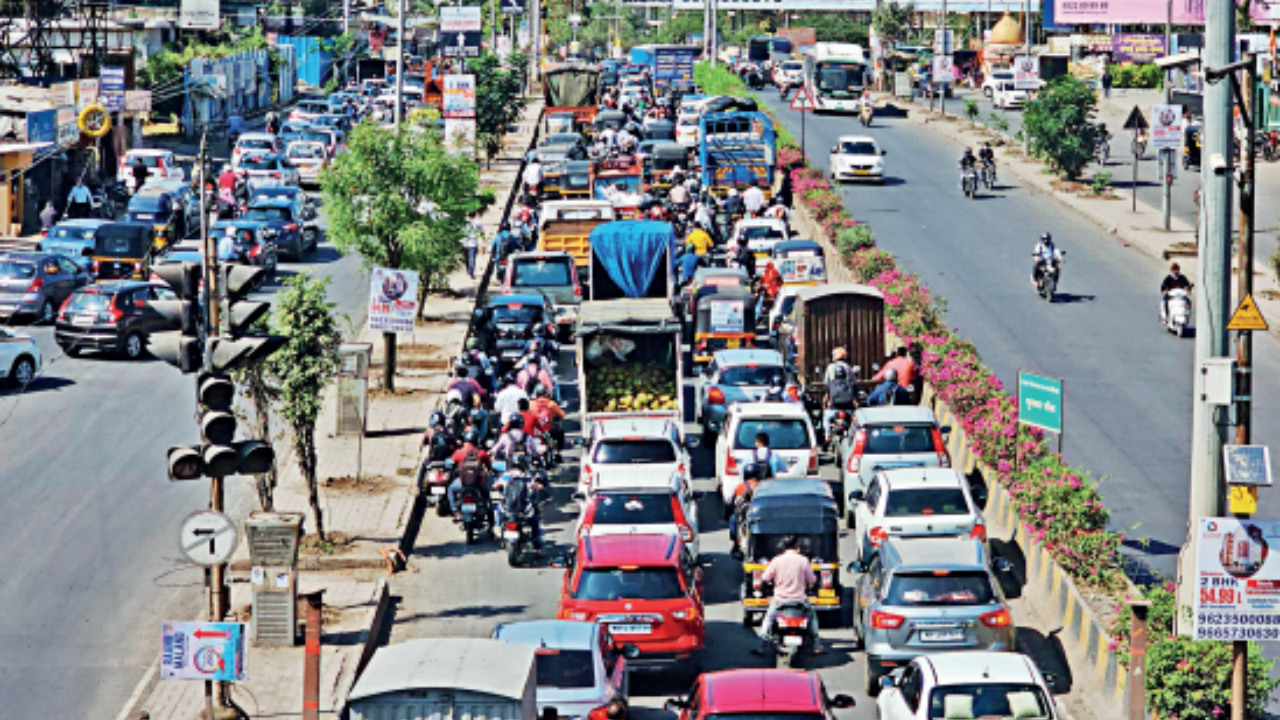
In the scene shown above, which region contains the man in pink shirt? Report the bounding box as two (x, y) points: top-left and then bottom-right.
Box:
(755, 535), (823, 653)
(873, 345), (917, 389)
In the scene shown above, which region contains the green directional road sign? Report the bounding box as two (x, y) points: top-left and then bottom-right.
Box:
(1017, 371), (1063, 434)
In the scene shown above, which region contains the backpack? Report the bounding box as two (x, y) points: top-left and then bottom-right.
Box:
(503, 475), (529, 518)
(459, 448), (484, 488)
(828, 364), (856, 407)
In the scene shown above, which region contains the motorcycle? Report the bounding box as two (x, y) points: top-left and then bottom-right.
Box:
(981, 159), (997, 189)
(89, 187), (115, 220)
(419, 459), (455, 516)
(1033, 253), (1065, 303)
(1132, 132), (1147, 159)
(962, 168), (979, 199)
(501, 495), (546, 567)
(457, 484), (492, 544)
(859, 104), (873, 127)
(1261, 131), (1280, 163)
(1094, 137), (1111, 165)
(1161, 287), (1193, 338)
(825, 409), (851, 454)
(764, 600), (817, 668)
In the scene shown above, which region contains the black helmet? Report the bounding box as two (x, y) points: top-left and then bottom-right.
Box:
(500, 221), (510, 231)
(770, 374), (784, 390)
(534, 383), (550, 398)
(430, 410), (445, 427)
(502, 371), (517, 386)
(463, 427), (480, 445)
(1041, 232), (1053, 242)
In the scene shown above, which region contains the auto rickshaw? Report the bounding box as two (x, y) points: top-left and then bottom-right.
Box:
(126, 185), (187, 250)
(594, 110), (627, 135)
(91, 222), (158, 281)
(738, 479), (842, 626)
(770, 240), (827, 288)
(1182, 122), (1202, 170)
(692, 284), (756, 365)
(546, 110), (577, 135)
(559, 159), (594, 199)
(642, 120), (676, 142)
(680, 266), (751, 320)
(646, 142), (689, 196)
(594, 160), (645, 219)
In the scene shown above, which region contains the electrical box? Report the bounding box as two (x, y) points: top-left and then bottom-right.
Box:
(1199, 357), (1237, 405)
(245, 512), (302, 566)
(337, 343), (372, 437)
(245, 512), (303, 647)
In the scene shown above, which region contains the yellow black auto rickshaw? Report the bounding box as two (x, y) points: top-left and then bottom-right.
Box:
(92, 222), (157, 281)
(646, 142), (689, 197)
(692, 284), (756, 365)
(1182, 123), (1202, 170)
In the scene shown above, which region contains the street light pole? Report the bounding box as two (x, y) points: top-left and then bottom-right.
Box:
(1177, 0), (1235, 635)
(394, 0), (405, 129)
(1163, 0), (1173, 231)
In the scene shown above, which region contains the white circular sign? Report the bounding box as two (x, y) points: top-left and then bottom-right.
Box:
(179, 510), (239, 566)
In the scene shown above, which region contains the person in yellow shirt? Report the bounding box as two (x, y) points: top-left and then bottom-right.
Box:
(686, 226), (714, 256)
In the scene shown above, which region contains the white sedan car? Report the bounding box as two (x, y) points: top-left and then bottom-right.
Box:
(729, 217), (789, 258)
(878, 651), (1059, 719)
(0, 327), (41, 388)
(992, 81), (1030, 110)
(830, 135), (887, 183)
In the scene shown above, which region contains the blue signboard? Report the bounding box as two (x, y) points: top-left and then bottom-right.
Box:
(654, 48), (697, 90)
(25, 109), (56, 144)
(101, 66), (125, 112)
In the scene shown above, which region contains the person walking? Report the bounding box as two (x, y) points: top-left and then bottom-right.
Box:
(1101, 68), (1113, 100)
(39, 201), (59, 232)
(463, 211), (483, 279)
(66, 179), (93, 219)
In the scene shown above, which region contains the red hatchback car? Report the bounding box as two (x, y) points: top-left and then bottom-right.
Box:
(557, 533), (709, 674)
(665, 670), (854, 720)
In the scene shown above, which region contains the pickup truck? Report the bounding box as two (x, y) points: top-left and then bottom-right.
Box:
(578, 298), (684, 427)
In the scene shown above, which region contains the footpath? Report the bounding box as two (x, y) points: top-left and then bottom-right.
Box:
(883, 89), (1280, 336)
(116, 101), (543, 720)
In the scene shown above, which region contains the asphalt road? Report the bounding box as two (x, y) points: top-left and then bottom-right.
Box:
(0, 196), (368, 719)
(758, 89), (1280, 581)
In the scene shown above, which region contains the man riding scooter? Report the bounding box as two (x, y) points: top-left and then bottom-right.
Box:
(754, 535), (823, 655)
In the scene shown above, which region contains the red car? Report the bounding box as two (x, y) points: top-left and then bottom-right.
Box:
(666, 669), (854, 720)
(557, 533), (708, 674)
(665, 666), (855, 717)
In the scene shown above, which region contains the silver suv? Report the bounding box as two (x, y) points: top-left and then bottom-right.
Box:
(840, 406), (951, 524)
(849, 537), (1014, 696)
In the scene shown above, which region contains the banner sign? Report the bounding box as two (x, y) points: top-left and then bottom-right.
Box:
(443, 74), (476, 119)
(442, 32), (483, 58)
(444, 118), (475, 156)
(78, 79), (99, 108)
(56, 107), (78, 146)
(501, 0), (524, 14)
(1054, 0), (1277, 25)
(709, 300), (745, 334)
(441, 6), (483, 32)
(1071, 33), (1114, 53)
(179, 0), (220, 30)
(932, 55), (955, 86)
(100, 66), (126, 112)
(654, 48), (697, 90)
(1112, 34), (1167, 63)
(25, 109), (56, 144)
(161, 621), (247, 682)
(369, 268), (420, 334)
(125, 90), (153, 113)
(1150, 105), (1183, 150)
(1014, 55), (1040, 90)
(1195, 518), (1280, 642)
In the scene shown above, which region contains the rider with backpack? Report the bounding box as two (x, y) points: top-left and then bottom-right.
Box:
(449, 428), (493, 526)
(824, 347), (857, 441)
(500, 456), (548, 553)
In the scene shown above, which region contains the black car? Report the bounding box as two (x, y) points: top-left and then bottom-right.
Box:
(55, 280), (183, 359)
(473, 292), (550, 369)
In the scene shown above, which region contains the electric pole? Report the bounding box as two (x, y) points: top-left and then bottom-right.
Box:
(394, 0), (406, 129)
(1177, 0), (1235, 635)
(1163, 0), (1173, 230)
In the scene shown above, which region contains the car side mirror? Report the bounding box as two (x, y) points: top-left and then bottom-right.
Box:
(881, 150), (888, 156)
(621, 643), (641, 659)
(848, 490), (864, 503)
(573, 437), (587, 447)
(830, 146), (839, 154)
(552, 555), (569, 568)
(879, 675), (896, 690)
(830, 694), (855, 709)
(941, 425), (952, 435)
(684, 435), (700, 449)
(847, 560), (866, 574)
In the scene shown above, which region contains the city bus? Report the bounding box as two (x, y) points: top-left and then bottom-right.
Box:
(803, 43), (868, 113)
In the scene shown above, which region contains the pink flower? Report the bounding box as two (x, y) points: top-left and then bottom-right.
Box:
(1107, 640), (1118, 651)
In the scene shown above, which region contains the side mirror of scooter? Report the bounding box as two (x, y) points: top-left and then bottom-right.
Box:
(664, 700), (689, 712)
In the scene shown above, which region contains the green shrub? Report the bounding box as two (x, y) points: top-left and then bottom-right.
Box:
(988, 112), (1010, 133)
(1091, 171), (1112, 195)
(1147, 637), (1279, 720)
(836, 225), (874, 258)
(1110, 63), (1164, 90)
(964, 98), (980, 124)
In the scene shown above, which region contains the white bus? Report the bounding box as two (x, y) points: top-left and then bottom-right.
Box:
(803, 43), (868, 113)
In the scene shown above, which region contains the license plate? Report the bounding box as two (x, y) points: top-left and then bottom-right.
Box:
(726, 339), (740, 348)
(503, 530), (520, 541)
(818, 588), (836, 598)
(920, 629), (964, 642)
(609, 624), (651, 635)
(854, 170), (871, 176)
(502, 350), (523, 358)
(73, 314), (95, 326)
(782, 636), (803, 647)
(460, 503), (477, 513)
(430, 487), (446, 496)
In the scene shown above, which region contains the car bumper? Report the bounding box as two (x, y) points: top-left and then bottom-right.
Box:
(0, 296), (40, 316)
(56, 326), (123, 351)
(864, 635), (1016, 667)
(833, 166), (884, 181)
(553, 304), (580, 326)
(626, 639), (705, 671)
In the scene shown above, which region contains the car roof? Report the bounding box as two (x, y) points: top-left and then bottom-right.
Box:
(591, 466), (681, 493)
(487, 293), (547, 307)
(728, 402), (811, 420)
(51, 219), (110, 229)
(922, 652), (1040, 686)
(881, 467), (966, 491)
(78, 279), (152, 293)
(509, 251), (573, 263)
(882, 537), (988, 571)
(0, 251), (52, 262)
(701, 670), (823, 713)
(751, 479), (834, 501)
(712, 348), (783, 366)
(854, 406), (937, 425)
(493, 620), (598, 651)
(737, 217), (786, 228)
(578, 533), (682, 567)
(837, 135), (877, 144)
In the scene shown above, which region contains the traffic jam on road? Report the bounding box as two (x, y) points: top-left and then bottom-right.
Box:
(355, 53), (1062, 720)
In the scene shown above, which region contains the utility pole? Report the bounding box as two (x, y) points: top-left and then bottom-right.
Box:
(1023, 0), (1031, 155)
(1163, 0), (1173, 231)
(939, 0), (947, 118)
(394, 0), (405, 129)
(1177, 0), (1234, 636)
(530, 0), (541, 84)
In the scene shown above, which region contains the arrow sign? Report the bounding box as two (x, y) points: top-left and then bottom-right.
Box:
(1123, 105), (1150, 131)
(178, 510), (238, 567)
(193, 629), (230, 640)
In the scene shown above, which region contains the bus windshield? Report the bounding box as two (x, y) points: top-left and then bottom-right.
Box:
(815, 62), (866, 99)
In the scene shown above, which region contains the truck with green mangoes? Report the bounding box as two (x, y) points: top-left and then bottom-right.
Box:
(577, 298), (685, 426)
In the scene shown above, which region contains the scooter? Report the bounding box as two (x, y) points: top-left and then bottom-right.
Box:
(825, 410), (851, 454)
(962, 168), (979, 199)
(860, 104), (873, 127)
(1161, 288), (1193, 338)
(765, 600), (818, 669)
(1033, 253), (1065, 303)
(419, 459), (454, 516)
(457, 484), (492, 544)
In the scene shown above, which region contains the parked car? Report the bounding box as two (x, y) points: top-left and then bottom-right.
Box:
(850, 537), (1015, 694)
(0, 252), (92, 322)
(981, 70), (1016, 98)
(666, 670), (854, 720)
(693, 349), (793, 437)
(715, 402), (820, 516)
(556, 533), (709, 675)
(992, 81), (1030, 110)
(232, 132), (281, 168)
(839, 406), (952, 507)
(830, 135), (887, 183)
(55, 280), (183, 359)
(850, 467), (985, 562)
(576, 466), (702, 557)
(503, 251), (581, 339)
(237, 153), (300, 191)
(118, 149), (184, 193)
(491, 620), (635, 720)
(41, 219), (110, 270)
(0, 326), (41, 387)
(284, 141), (329, 188)
(579, 415), (693, 498)
(242, 196), (315, 259)
(877, 651), (1057, 719)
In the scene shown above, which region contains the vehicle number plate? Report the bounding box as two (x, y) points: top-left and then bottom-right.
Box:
(920, 630), (964, 642)
(726, 339), (740, 348)
(503, 350), (523, 358)
(854, 170), (871, 176)
(460, 503), (478, 513)
(73, 314), (95, 326)
(782, 636), (803, 647)
(503, 530), (520, 541)
(430, 487), (446, 496)
(609, 624), (651, 635)
(818, 588), (836, 598)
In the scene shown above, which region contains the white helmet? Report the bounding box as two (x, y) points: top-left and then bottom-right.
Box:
(446, 388), (464, 405)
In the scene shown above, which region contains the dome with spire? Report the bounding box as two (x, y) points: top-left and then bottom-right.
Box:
(988, 12), (1024, 45)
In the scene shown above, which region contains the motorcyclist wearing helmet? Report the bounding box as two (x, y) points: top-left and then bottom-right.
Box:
(762, 374), (797, 403)
(421, 410), (456, 463)
(516, 352), (556, 402)
(755, 534), (823, 655)
(978, 141), (995, 169)
(443, 388), (474, 435)
(460, 338), (497, 393)
(527, 383), (567, 452)
(868, 367), (912, 406)
(1031, 232), (1064, 288)
(499, 455), (548, 553)
(449, 427), (494, 525)
(959, 147), (978, 188)
(492, 412), (540, 459)
(823, 347), (856, 438)
(447, 366), (486, 409)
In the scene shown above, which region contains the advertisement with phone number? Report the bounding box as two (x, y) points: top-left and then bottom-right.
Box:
(1195, 517), (1280, 641)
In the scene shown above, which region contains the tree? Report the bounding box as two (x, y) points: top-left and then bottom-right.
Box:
(870, 1), (914, 46)
(267, 275), (343, 541)
(472, 52), (527, 166)
(1022, 75), (1100, 180)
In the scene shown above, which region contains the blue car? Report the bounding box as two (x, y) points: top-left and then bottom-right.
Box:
(210, 219), (279, 277)
(694, 348), (794, 437)
(240, 197), (312, 259)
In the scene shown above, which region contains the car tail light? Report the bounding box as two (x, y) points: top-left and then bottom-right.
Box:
(272, 172), (282, 179)
(932, 428), (951, 468)
(150, 271), (162, 283)
(726, 454), (739, 475)
(588, 706), (611, 720)
(102, 297), (125, 324)
(980, 608), (1012, 628)
(560, 610), (589, 621)
(807, 449), (818, 474)
(869, 526), (888, 547)
(581, 463), (592, 488)
(92, 260), (100, 273)
(672, 604), (699, 621)
(284, 223), (298, 232)
(679, 524), (693, 543)
(249, 245), (262, 258)
(573, 284), (582, 297)
(846, 429), (867, 474)
(233, 147), (241, 156)
(752, 570), (763, 589)
(505, 521), (518, 532)
(787, 386), (800, 401)
(21, 276), (44, 300)
(708, 387), (725, 405)
(695, 338), (706, 350)
(820, 569), (833, 589)
(970, 523), (987, 541)
(57, 295), (73, 319)
(870, 611), (905, 630)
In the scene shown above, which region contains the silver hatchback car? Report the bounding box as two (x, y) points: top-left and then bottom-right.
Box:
(694, 348), (792, 436)
(492, 619), (636, 720)
(849, 537), (1015, 696)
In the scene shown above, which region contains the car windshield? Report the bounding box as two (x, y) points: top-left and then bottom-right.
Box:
(545, 134), (580, 146)
(128, 196), (165, 213)
(733, 419), (810, 449)
(707, 713), (823, 720)
(884, 571), (995, 606)
(65, 291), (110, 312)
(593, 493), (676, 525)
(839, 141), (878, 155)
(491, 305), (543, 323)
(242, 156), (281, 170)
(301, 132), (332, 144)
(884, 488), (970, 517)
(288, 145), (325, 160)
(535, 650), (596, 689)
(0, 261), (35, 279)
(719, 365), (781, 386)
(128, 154), (162, 167)
(749, 533), (837, 564)
(512, 259), (573, 287)
(927, 684), (1051, 719)
(572, 567), (684, 600)
(782, 63), (803, 71)
(741, 226), (784, 240)
(865, 424), (935, 454)
(593, 440), (677, 464)
(244, 207), (291, 222)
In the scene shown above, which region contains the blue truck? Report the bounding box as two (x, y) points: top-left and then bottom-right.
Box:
(698, 111), (776, 196)
(628, 45), (699, 91)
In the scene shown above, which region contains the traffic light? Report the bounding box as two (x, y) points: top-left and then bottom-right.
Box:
(207, 265), (285, 374)
(149, 261), (204, 373)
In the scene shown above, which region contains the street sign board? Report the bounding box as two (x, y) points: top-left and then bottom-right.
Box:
(445, 118), (475, 156)
(932, 55), (954, 86)
(1228, 293), (1269, 331)
(1225, 445), (1273, 487)
(1123, 105), (1149, 131)
(1151, 105), (1183, 150)
(125, 90), (152, 114)
(162, 621), (247, 681)
(1194, 517), (1280, 641)
(501, 0), (524, 14)
(100, 66), (125, 112)
(441, 6), (483, 32)
(1014, 55), (1040, 90)
(789, 87), (815, 111)
(933, 28), (954, 56)
(443, 32), (483, 58)
(1017, 371), (1063, 434)
(179, 510), (239, 566)
(368, 267), (420, 334)
(179, 0), (220, 30)
(569, 13), (582, 27)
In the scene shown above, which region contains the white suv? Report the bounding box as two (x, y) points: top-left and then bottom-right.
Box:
(0, 327), (41, 388)
(575, 464), (702, 557)
(715, 402), (820, 515)
(878, 651), (1058, 719)
(850, 467), (985, 563)
(578, 416), (694, 497)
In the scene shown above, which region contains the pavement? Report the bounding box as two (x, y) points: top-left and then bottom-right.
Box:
(117, 101), (543, 720)
(756, 88), (1280, 584)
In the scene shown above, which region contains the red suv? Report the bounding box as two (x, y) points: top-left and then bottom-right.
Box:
(557, 533), (708, 674)
(665, 670), (854, 720)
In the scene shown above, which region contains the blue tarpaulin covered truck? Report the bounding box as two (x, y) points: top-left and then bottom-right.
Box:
(698, 111), (776, 196)
(586, 220), (676, 301)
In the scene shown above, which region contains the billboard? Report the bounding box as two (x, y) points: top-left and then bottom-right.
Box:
(179, 0), (220, 30)
(368, 268), (420, 334)
(1195, 518), (1280, 642)
(443, 74), (476, 119)
(1053, 0), (1278, 25)
(1112, 34), (1167, 62)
